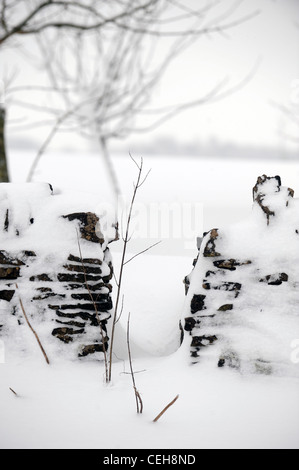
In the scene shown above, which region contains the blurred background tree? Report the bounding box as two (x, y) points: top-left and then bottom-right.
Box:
(0, 0), (260, 190)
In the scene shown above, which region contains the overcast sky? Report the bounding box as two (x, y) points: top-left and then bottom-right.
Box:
(124, 0), (299, 155)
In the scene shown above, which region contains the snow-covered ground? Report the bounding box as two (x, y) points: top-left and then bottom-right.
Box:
(0, 149), (299, 449)
(1, 347), (299, 449)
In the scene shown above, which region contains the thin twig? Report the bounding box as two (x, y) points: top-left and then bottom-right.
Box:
(115, 294), (124, 324)
(9, 387), (18, 397)
(127, 312), (143, 414)
(15, 284), (50, 365)
(124, 240), (162, 265)
(120, 370), (146, 375)
(153, 394), (179, 423)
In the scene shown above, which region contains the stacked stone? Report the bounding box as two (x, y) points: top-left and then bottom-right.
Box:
(0, 184), (114, 359)
(183, 227), (252, 363)
(182, 175), (298, 373)
(0, 251), (32, 336)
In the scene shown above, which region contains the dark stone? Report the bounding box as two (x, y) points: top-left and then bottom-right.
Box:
(70, 292), (108, 302)
(67, 254), (102, 265)
(190, 350), (199, 358)
(4, 209), (9, 231)
(183, 275), (190, 295)
(48, 299), (113, 312)
(203, 229), (221, 257)
(259, 273), (289, 285)
(52, 326), (85, 343)
(55, 310), (101, 326)
(218, 358), (225, 367)
(213, 259), (251, 271)
(218, 304), (234, 311)
(66, 281), (112, 292)
(190, 294), (206, 313)
(252, 175), (290, 225)
(102, 272), (113, 283)
(62, 212), (104, 244)
(36, 287), (53, 293)
(55, 319), (86, 328)
(30, 273), (53, 282)
(205, 270), (216, 277)
(184, 316), (197, 332)
(0, 289), (15, 301)
(63, 264), (102, 275)
(191, 335), (217, 348)
(203, 281), (241, 295)
(22, 250), (36, 258)
(57, 273), (102, 283)
(256, 194), (275, 224)
(79, 342), (108, 357)
(202, 282), (210, 290)
(0, 267), (20, 279)
(192, 255), (199, 267)
(0, 251), (25, 266)
(179, 320), (184, 345)
(288, 187), (294, 198)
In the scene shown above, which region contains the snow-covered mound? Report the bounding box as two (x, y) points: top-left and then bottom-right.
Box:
(0, 183), (116, 361)
(182, 175), (299, 377)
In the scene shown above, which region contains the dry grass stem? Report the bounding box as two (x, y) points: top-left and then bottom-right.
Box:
(127, 312), (143, 414)
(16, 284), (50, 365)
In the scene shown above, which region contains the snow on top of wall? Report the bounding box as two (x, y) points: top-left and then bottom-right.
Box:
(0, 182), (114, 258)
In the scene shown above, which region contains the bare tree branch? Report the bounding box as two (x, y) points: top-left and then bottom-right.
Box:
(1, 0), (260, 187)
(0, 0), (160, 45)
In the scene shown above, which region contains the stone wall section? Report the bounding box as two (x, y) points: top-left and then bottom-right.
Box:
(182, 175), (299, 374)
(0, 184), (114, 359)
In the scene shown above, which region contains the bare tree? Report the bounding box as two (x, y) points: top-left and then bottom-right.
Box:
(0, 0), (260, 185)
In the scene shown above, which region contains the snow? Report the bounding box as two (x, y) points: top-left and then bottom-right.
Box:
(1, 351), (299, 449)
(0, 150), (299, 449)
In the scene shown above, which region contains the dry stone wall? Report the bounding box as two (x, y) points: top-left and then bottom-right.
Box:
(0, 183), (115, 360)
(182, 175), (299, 376)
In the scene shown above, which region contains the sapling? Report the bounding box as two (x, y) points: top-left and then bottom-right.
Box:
(108, 155), (152, 383)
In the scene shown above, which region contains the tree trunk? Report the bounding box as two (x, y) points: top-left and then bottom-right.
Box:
(0, 106), (9, 182)
(99, 136), (120, 202)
